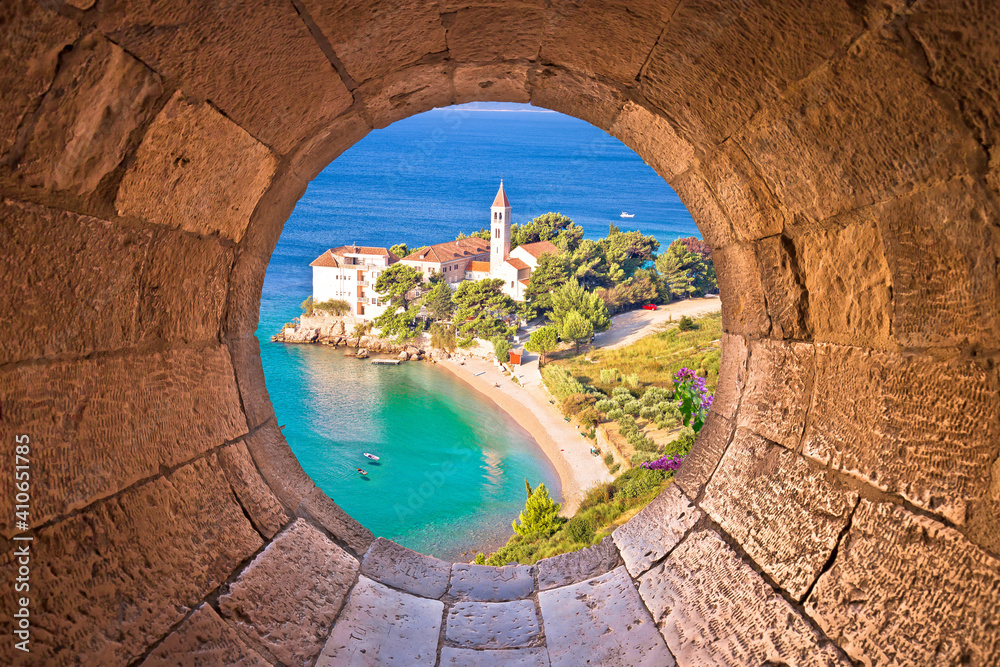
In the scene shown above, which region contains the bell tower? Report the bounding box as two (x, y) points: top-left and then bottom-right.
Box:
(490, 179), (511, 267)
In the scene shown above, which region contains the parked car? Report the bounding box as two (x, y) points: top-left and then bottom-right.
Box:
(642, 304), (657, 310)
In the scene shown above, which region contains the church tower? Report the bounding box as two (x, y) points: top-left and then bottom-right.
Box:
(490, 180), (511, 267)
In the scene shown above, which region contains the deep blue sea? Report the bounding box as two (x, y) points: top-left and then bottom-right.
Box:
(257, 103), (699, 559)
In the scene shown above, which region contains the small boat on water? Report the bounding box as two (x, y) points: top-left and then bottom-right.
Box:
(356, 468), (368, 476)
(363, 453), (380, 461)
(620, 211), (635, 218)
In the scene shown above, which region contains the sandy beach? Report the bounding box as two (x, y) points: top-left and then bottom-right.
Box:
(437, 296), (722, 516)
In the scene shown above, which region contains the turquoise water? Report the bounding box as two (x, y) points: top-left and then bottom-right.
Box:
(257, 103), (699, 559)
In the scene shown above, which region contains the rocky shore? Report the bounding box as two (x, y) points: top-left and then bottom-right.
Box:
(271, 314), (437, 361)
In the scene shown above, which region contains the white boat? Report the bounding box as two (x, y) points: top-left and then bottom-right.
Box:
(363, 452), (380, 461)
(620, 211), (635, 218)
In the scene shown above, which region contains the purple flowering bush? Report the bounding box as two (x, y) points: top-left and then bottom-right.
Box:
(640, 455), (685, 471)
(674, 367), (712, 433)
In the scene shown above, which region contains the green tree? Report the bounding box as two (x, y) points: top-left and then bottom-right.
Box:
(561, 309), (594, 353)
(655, 238), (716, 300)
(492, 336), (512, 364)
(429, 322), (457, 352)
(423, 279), (454, 321)
(525, 325), (558, 365)
(550, 278), (611, 333)
(374, 304), (421, 341)
(512, 479), (563, 537)
(524, 252), (570, 313)
(389, 243), (409, 259)
(374, 263), (423, 310)
(510, 212), (583, 251)
(569, 239), (608, 288)
(456, 229), (490, 241)
(452, 278), (516, 339)
(300, 295), (314, 316)
(314, 298), (350, 315)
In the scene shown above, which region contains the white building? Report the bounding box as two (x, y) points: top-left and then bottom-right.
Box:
(309, 245), (399, 319)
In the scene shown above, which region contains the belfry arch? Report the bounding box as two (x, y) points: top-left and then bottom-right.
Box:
(1, 1), (998, 664)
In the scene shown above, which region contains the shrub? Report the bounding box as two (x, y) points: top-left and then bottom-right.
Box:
(492, 336), (512, 364)
(630, 451), (659, 467)
(641, 386), (672, 406)
(623, 373), (640, 388)
(622, 399), (642, 415)
(314, 299), (350, 315)
(603, 453), (615, 466)
(616, 468), (667, 499)
(594, 399), (615, 414)
(560, 392), (597, 417)
(606, 408), (625, 421)
(612, 387), (634, 402)
(599, 368), (620, 384)
(678, 315), (696, 331)
(664, 427), (697, 457)
(429, 322), (457, 352)
(564, 515), (596, 544)
(626, 430), (658, 452)
(577, 408), (600, 429)
(617, 414), (638, 435)
(639, 405), (659, 420)
(542, 366), (586, 399)
(609, 462), (621, 474)
(580, 483), (612, 510)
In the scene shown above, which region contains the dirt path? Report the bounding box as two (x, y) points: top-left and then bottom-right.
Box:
(593, 296), (721, 350)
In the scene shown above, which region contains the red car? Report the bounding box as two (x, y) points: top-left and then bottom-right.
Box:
(642, 304), (657, 311)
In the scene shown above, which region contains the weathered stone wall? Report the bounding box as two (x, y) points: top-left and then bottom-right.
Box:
(1, 1), (997, 664)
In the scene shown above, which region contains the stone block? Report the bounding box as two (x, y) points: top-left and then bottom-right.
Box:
(302, 0), (447, 84)
(612, 485), (701, 577)
(98, 0), (351, 152)
(116, 92), (277, 243)
(736, 33), (983, 222)
(361, 537), (451, 598)
(227, 334), (275, 429)
(711, 243), (770, 335)
(792, 215), (892, 347)
(317, 576), (443, 666)
(0, 199), (149, 365)
(803, 344), (1000, 526)
(536, 536), (621, 590)
(137, 229), (234, 344)
(755, 236), (809, 339)
(297, 486), (375, 557)
(219, 519), (359, 666)
(611, 485), (701, 577)
(609, 102), (695, 182)
(701, 142), (786, 242)
(875, 177), (999, 348)
(540, 566), (673, 667)
(140, 604), (269, 667)
(439, 647), (550, 666)
(18, 34), (163, 196)
(528, 65), (626, 131)
(669, 169), (736, 249)
(638, 529), (848, 666)
(219, 442), (292, 539)
(356, 63), (454, 129)
(806, 500), (1000, 666)
(447, 6), (544, 63)
(446, 600), (540, 649)
(242, 419), (316, 512)
(737, 339), (814, 450)
(540, 1), (671, 82)
(287, 111), (372, 184)
(909, 0), (1000, 152)
(674, 410), (735, 500)
(449, 563), (535, 601)
(0, 0), (78, 156)
(0, 344), (247, 533)
(702, 428), (859, 600)
(710, 332), (748, 421)
(641, 0), (862, 148)
(21, 460), (262, 665)
(454, 63), (531, 105)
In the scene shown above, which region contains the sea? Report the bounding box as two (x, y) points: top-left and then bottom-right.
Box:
(257, 102), (700, 560)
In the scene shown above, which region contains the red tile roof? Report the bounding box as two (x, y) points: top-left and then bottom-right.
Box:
(401, 237), (489, 263)
(310, 245), (398, 267)
(492, 181), (510, 208)
(515, 240), (559, 259)
(506, 258), (530, 270)
(519, 279), (530, 285)
(466, 260), (491, 272)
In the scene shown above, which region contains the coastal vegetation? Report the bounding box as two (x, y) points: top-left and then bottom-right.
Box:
(473, 311), (721, 566)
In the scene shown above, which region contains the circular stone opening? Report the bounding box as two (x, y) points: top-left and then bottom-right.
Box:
(4, 2), (998, 664)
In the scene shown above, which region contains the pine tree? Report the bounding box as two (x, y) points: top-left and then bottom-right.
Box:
(561, 309), (594, 353)
(512, 480), (562, 537)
